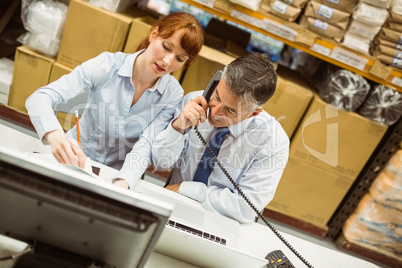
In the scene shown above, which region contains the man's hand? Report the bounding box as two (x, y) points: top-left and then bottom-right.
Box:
(165, 182), (181, 193)
(172, 96), (208, 134)
(45, 129), (86, 168)
(112, 178), (130, 189)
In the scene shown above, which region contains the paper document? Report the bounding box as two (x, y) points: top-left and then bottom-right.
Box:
(24, 152), (105, 181)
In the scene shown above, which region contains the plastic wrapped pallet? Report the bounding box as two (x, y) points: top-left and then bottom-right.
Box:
(357, 84), (402, 126)
(18, 0), (68, 57)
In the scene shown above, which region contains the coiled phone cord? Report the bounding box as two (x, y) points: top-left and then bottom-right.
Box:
(194, 126), (314, 268)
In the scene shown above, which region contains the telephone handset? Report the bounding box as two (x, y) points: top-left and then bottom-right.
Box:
(202, 70), (222, 103)
(194, 72), (313, 268)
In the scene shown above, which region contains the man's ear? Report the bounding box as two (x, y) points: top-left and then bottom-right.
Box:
(247, 107), (263, 119)
(149, 26), (159, 42)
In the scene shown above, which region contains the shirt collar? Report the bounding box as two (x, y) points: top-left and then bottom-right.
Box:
(227, 116), (254, 138)
(118, 49), (169, 94)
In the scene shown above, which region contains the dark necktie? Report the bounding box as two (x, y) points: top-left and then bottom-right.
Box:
(193, 127), (230, 185)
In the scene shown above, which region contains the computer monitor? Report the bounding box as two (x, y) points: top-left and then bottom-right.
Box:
(0, 146), (172, 267)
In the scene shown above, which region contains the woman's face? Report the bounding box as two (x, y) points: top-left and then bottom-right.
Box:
(146, 28), (190, 76)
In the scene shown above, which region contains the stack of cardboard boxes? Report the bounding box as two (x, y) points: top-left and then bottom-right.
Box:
(266, 86), (388, 229)
(8, 0), (156, 130)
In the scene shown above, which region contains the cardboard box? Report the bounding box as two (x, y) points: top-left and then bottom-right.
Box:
(49, 61), (90, 116)
(181, 46), (236, 96)
(56, 111), (76, 131)
(289, 94), (388, 180)
(267, 158), (355, 228)
(263, 67), (313, 139)
(123, 16), (156, 53)
(49, 61), (73, 83)
(88, 0), (137, 13)
(8, 46), (55, 113)
(123, 15), (185, 82)
(57, 0), (133, 69)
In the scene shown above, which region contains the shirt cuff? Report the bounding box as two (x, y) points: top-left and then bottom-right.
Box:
(163, 119), (188, 144)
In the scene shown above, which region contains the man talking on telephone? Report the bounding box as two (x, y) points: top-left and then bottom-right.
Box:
(151, 53), (289, 223)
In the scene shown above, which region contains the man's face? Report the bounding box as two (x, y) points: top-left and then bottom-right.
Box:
(207, 79), (254, 128)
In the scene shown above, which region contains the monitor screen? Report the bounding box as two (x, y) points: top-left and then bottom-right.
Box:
(0, 146), (172, 267)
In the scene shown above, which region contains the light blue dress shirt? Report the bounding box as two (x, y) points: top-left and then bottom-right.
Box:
(26, 51), (183, 188)
(152, 91), (290, 223)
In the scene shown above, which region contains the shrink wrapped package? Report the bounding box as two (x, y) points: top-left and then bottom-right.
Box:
(343, 213), (402, 254)
(383, 149), (402, 181)
(370, 170), (402, 211)
(357, 84), (402, 126)
(318, 69), (370, 111)
(344, 149), (402, 255)
(297, 55), (370, 111)
(343, 194), (402, 254)
(18, 0), (68, 57)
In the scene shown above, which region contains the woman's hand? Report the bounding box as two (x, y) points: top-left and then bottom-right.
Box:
(45, 129), (87, 168)
(172, 96), (208, 133)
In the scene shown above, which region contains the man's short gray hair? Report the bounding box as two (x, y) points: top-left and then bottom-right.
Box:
(222, 53), (277, 111)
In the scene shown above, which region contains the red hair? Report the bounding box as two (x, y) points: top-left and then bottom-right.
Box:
(136, 12), (204, 66)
